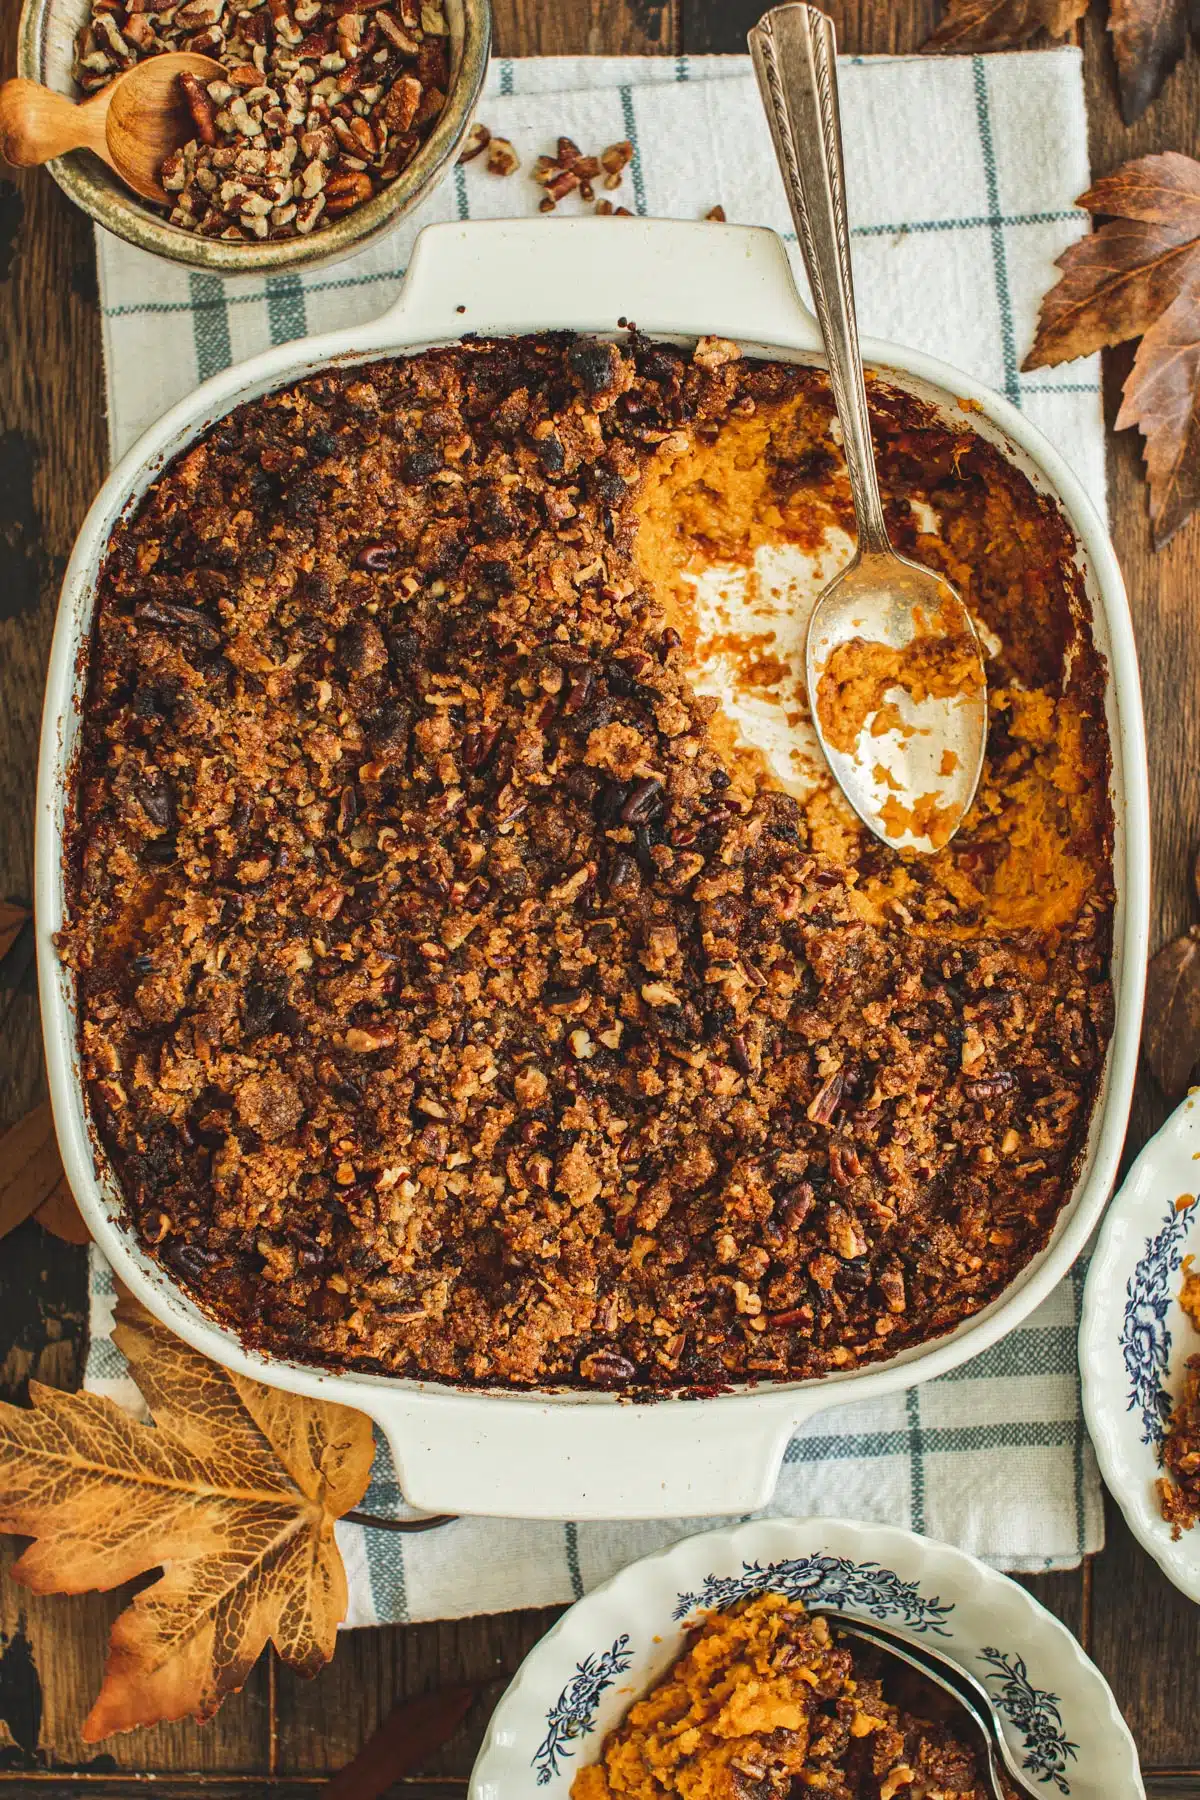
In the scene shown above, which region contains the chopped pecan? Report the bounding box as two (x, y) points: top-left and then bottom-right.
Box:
(806, 1068), (846, 1125)
(73, 0), (452, 237)
(579, 1349), (636, 1386)
(485, 136), (519, 176)
(963, 1070), (1017, 1102)
(457, 119), (490, 162)
(178, 70), (218, 145)
(324, 169), (374, 214)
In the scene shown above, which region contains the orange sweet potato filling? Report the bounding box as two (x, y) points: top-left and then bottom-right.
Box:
(1159, 1249), (1200, 1536)
(572, 1593), (1007, 1800)
(634, 387), (1108, 942)
(814, 627), (984, 759)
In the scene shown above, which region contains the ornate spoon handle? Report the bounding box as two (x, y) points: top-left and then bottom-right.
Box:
(749, 3), (891, 557)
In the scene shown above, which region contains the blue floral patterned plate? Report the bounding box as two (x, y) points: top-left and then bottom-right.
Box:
(1081, 1089), (1200, 1604)
(469, 1517), (1140, 1800)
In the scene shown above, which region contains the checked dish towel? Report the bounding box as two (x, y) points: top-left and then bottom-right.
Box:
(88, 48), (1107, 1621)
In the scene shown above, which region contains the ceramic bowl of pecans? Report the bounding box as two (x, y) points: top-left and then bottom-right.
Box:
(15, 0), (490, 269)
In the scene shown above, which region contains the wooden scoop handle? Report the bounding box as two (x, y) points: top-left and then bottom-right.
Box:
(0, 78), (112, 170)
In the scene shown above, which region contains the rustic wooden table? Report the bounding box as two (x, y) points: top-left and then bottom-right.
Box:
(2, 0), (1198, 1791)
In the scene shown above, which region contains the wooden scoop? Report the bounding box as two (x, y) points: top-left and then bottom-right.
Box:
(0, 52), (225, 204)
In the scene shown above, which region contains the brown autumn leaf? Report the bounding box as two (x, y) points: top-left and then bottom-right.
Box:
(1026, 154), (1200, 366)
(0, 1294), (374, 1741)
(1115, 287), (1200, 542)
(1143, 923), (1200, 1098)
(1025, 152), (1200, 544)
(924, 0), (1194, 120)
(0, 901), (30, 964)
(923, 0), (1087, 53)
(0, 1102), (69, 1243)
(326, 1685), (478, 1800)
(1110, 0), (1197, 124)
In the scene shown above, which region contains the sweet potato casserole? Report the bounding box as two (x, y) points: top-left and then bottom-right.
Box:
(1159, 1253), (1200, 1535)
(571, 1593), (1015, 1800)
(65, 332), (1114, 1390)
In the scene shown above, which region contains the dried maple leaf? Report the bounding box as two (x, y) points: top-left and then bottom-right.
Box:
(1115, 287), (1200, 542)
(1026, 154), (1200, 366)
(1025, 153), (1200, 544)
(1110, 0), (1198, 123)
(1143, 923), (1200, 1098)
(925, 0), (1195, 119)
(0, 1295), (374, 1740)
(923, 0), (1088, 53)
(0, 1102), (68, 1242)
(327, 1685), (478, 1800)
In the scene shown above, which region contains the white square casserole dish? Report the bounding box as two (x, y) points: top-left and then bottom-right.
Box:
(37, 218), (1150, 1520)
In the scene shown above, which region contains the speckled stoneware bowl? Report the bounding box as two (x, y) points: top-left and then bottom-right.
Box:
(469, 1518), (1143, 1800)
(15, 0), (490, 272)
(1081, 1090), (1200, 1604)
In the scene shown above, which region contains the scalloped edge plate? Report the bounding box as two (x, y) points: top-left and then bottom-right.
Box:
(1081, 1090), (1200, 1603)
(469, 1517), (1141, 1800)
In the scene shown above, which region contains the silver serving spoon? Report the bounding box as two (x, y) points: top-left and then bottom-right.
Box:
(749, 4), (988, 854)
(810, 1608), (1040, 1799)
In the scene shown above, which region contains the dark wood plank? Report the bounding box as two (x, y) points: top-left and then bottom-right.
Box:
(1090, 1495), (1200, 1769)
(681, 0), (939, 54)
(0, 0), (103, 1146)
(1078, 2), (1200, 1768)
(0, 1785), (465, 1797)
(273, 1609), (564, 1778)
(491, 0), (678, 55)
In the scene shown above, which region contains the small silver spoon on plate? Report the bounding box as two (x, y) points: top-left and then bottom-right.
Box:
(749, 4), (988, 854)
(810, 1608), (1039, 1799)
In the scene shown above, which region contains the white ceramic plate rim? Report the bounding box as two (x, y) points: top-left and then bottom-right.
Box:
(469, 1517), (1143, 1800)
(1081, 1091), (1200, 1602)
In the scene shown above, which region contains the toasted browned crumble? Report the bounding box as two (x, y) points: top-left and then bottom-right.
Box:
(1159, 1355), (1200, 1536)
(1159, 1254), (1200, 1535)
(65, 334), (1114, 1390)
(571, 1593), (1017, 1800)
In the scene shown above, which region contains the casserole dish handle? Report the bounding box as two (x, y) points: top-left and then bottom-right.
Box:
(357, 1385), (831, 1521)
(369, 216), (821, 350)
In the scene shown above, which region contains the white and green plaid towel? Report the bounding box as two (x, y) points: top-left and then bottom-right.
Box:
(86, 48), (1106, 1620)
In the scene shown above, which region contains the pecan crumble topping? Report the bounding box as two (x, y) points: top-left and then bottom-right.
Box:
(1159, 1252), (1200, 1535)
(66, 335), (1113, 1390)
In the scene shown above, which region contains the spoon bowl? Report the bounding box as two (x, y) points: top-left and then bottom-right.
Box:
(806, 549), (988, 852)
(750, 3), (988, 852)
(811, 1608), (1041, 1799)
(0, 52), (225, 204)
